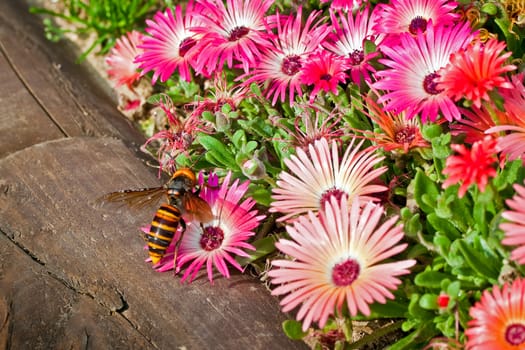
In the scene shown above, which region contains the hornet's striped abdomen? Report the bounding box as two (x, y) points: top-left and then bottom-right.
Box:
(147, 204), (183, 264)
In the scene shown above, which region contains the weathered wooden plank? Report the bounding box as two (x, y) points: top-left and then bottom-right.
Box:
(0, 234), (154, 350)
(0, 137), (304, 349)
(0, 0), (147, 156)
(0, 50), (64, 158)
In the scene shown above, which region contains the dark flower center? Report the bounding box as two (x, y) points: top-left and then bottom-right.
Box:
(505, 323), (525, 346)
(320, 74), (332, 81)
(281, 55), (302, 76)
(229, 26), (250, 41)
(395, 126), (417, 144)
(320, 187), (346, 209)
(409, 16), (428, 35)
(179, 37), (197, 57)
(200, 226), (224, 251)
(423, 72), (443, 95)
(332, 259), (360, 287)
(348, 49), (364, 66)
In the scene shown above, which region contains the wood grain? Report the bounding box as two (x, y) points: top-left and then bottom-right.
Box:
(0, 137), (302, 349)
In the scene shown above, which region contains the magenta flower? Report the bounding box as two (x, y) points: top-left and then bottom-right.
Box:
(501, 184), (525, 265)
(437, 38), (516, 108)
(465, 278), (525, 349)
(191, 0), (274, 74)
(270, 137), (387, 222)
(173, 172), (265, 283)
(301, 50), (348, 102)
(323, 6), (381, 85)
(373, 21), (475, 122)
(373, 0), (458, 45)
(442, 136), (498, 197)
(135, 3), (203, 83)
(105, 30), (144, 88)
(269, 195), (416, 331)
(241, 8), (331, 105)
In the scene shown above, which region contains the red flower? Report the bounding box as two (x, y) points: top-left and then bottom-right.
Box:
(442, 136), (498, 197)
(437, 38), (517, 108)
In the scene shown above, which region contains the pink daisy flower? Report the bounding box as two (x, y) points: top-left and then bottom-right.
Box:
(323, 6), (381, 85)
(174, 172), (265, 283)
(105, 30), (144, 88)
(501, 184), (525, 265)
(269, 195), (416, 331)
(241, 8), (331, 105)
(373, 0), (459, 45)
(270, 137), (387, 222)
(191, 0), (275, 74)
(465, 278), (525, 349)
(373, 21), (475, 122)
(300, 50), (348, 102)
(437, 38), (517, 108)
(135, 3), (203, 83)
(442, 136), (498, 197)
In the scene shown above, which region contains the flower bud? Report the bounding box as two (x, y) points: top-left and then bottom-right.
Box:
(242, 157), (266, 180)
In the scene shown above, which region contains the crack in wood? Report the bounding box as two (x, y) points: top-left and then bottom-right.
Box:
(0, 228), (157, 349)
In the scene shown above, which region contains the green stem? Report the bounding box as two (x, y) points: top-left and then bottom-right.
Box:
(345, 320), (404, 349)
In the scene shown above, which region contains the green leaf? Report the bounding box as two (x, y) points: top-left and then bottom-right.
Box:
(427, 214), (461, 239)
(198, 135), (237, 169)
(231, 129), (246, 149)
(419, 294), (438, 310)
(415, 271), (454, 289)
(236, 236), (276, 265)
(368, 299), (409, 318)
(413, 170), (439, 214)
(282, 320), (307, 340)
(457, 239), (500, 281)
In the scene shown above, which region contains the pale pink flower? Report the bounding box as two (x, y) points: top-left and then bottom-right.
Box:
(501, 184), (525, 265)
(465, 278), (525, 349)
(135, 3), (203, 83)
(269, 195), (416, 331)
(270, 137), (387, 222)
(105, 30), (144, 88)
